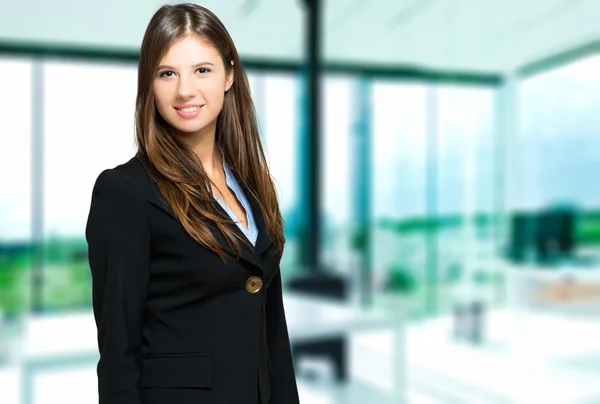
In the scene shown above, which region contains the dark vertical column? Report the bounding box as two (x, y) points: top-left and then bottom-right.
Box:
(298, 0), (322, 272)
(31, 58), (44, 313)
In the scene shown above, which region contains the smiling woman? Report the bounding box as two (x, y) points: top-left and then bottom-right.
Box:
(86, 3), (299, 404)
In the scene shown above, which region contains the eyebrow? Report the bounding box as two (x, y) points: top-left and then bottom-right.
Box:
(157, 62), (215, 70)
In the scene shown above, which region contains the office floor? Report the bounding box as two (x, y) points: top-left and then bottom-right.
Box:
(351, 308), (600, 403)
(2, 308), (600, 404)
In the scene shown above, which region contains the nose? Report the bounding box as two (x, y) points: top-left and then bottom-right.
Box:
(176, 76), (195, 99)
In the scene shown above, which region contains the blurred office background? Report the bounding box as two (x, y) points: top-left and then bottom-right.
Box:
(2, 0), (600, 403)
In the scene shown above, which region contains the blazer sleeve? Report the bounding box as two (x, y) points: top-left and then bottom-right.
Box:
(85, 169), (151, 404)
(265, 268), (300, 403)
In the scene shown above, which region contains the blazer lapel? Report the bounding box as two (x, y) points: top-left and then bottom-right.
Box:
(237, 180), (274, 256)
(135, 154), (273, 272)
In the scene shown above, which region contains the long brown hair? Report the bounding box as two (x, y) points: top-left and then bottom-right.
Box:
(135, 3), (284, 261)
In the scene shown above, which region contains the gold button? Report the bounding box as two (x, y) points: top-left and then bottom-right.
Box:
(245, 276), (263, 294)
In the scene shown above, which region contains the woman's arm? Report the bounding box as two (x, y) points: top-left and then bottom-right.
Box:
(265, 269), (300, 404)
(86, 169), (151, 404)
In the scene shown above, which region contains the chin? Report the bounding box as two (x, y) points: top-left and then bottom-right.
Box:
(169, 119), (206, 135)
(174, 127), (205, 137)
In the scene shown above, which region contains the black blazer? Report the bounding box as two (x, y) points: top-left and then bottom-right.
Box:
(85, 154), (300, 404)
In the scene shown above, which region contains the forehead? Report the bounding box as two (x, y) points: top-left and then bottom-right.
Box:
(159, 36), (221, 66)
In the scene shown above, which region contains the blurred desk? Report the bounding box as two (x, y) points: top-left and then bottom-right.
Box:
(19, 293), (406, 404)
(284, 293), (406, 401)
(285, 292), (394, 340)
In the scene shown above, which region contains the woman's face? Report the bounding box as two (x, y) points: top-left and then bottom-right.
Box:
(153, 35), (233, 140)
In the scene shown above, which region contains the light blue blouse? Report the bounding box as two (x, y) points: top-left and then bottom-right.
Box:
(212, 156), (258, 247)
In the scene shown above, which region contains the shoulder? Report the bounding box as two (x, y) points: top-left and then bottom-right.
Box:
(91, 154), (152, 206)
(86, 156), (152, 241)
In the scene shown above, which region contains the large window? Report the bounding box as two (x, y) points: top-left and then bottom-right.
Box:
(517, 55), (600, 210)
(435, 85), (498, 310)
(371, 82), (429, 314)
(0, 58), (302, 313)
(42, 60), (138, 311)
(0, 52), (502, 316)
(517, 54), (600, 250)
(252, 73), (300, 276)
(320, 76), (353, 274)
(370, 82), (498, 315)
(0, 57), (33, 314)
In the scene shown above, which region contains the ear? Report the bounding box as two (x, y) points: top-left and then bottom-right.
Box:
(225, 60), (234, 92)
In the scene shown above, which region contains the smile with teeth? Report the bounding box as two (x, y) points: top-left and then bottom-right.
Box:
(177, 106), (199, 112)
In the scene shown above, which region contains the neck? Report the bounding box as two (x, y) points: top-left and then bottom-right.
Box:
(192, 139), (220, 176)
(173, 121), (222, 177)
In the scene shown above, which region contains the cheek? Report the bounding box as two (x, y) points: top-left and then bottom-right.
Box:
(153, 85), (172, 114)
(205, 82), (223, 97)
(206, 84), (226, 107)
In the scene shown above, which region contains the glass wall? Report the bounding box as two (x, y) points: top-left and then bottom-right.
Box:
(370, 82), (429, 314)
(517, 54), (600, 255)
(0, 53), (502, 317)
(259, 73), (301, 277)
(320, 75), (353, 275)
(369, 81), (498, 316)
(434, 85), (499, 312)
(0, 57), (33, 315)
(0, 56), (304, 314)
(42, 60), (138, 311)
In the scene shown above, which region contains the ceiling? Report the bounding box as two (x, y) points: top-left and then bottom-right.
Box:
(2, 0), (600, 75)
(321, 0), (600, 74)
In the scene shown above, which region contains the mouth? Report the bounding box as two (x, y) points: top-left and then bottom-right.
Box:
(174, 105), (202, 112)
(174, 104), (203, 118)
